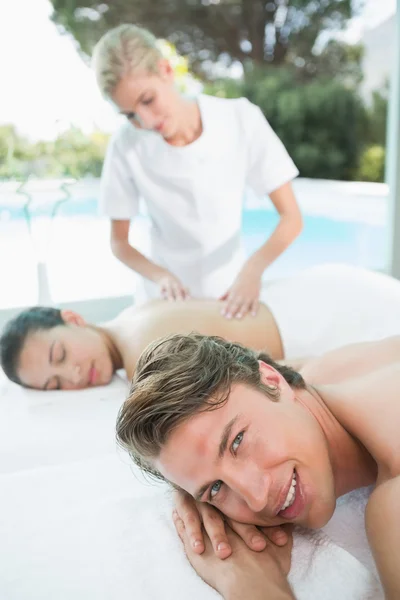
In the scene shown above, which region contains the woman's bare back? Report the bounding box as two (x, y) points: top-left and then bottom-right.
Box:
(110, 298), (283, 380)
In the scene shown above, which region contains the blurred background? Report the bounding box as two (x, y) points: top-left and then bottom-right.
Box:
(0, 0), (397, 320)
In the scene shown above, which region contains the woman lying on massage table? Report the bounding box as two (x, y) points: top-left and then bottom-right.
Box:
(2, 263), (400, 391)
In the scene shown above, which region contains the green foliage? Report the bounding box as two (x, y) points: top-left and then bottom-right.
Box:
(0, 127), (109, 181)
(309, 40), (364, 86)
(203, 78), (244, 99)
(51, 129), (110, 178)
(0, 125), (38, 180)
(206, 69), (367, 180)
(365, 87), (388, 147)
(1, 60), (388, 184)
(49, 0), (359, 82)
(356, 145), (386, 183)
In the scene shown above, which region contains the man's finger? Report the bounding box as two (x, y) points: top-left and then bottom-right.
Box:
(178, 508), (205, 554)
(173, 490), (205, 553)
(201, 505), (232, 559)
(227, 520), (267, 551)
(260, 525), (289, 546)
(172, 510), (187, 544)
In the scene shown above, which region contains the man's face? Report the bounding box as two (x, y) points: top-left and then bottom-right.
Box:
(156, 365), (336, 529)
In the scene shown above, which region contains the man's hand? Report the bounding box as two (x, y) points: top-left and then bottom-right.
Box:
(173, 510), (294, 599)
(219, 264), (262, 320)
(155, 271), (190, 301)
(173, 490), (290, 560)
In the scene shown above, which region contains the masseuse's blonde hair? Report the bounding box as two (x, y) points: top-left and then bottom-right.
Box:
(92, 24), (163, 98)
(116, 333), (305, 481)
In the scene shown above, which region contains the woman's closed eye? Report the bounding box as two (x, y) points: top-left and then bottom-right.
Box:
(56, 345), (66, 364)
(124, 97), (153, 125)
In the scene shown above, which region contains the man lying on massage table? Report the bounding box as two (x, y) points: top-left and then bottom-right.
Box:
(117, 333), (400, 600)
(2, 263), (400, 391)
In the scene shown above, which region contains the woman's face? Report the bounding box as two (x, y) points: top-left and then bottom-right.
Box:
(111, 60), (182, 139)
(17, 312), (114, 391)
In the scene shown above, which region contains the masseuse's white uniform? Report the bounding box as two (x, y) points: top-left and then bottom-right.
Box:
(100, 94), (299, 300)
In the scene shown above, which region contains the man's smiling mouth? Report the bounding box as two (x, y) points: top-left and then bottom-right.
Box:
(279, 471), (297, 512)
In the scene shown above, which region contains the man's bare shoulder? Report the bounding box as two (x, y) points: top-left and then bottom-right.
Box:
(301, 336), (400, 386)
(319, 363), (400, 477)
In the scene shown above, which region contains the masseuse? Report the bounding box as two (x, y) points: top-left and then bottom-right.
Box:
(92, 24), (302, 318)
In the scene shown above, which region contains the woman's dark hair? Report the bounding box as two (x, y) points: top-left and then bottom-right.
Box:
(0, 307), (63, 385)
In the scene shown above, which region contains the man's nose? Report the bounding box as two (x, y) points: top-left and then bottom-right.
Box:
(226, 464), (271, 514)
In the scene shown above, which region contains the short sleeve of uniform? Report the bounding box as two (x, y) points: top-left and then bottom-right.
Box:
(99, 130), (140, 220)
(241, 98), (299, 196)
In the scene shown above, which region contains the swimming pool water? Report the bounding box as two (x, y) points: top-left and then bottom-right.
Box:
(0, 194), (388, 308)
(242, 208), (386, 277)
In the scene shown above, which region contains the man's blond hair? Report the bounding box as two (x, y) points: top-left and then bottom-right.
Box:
(116, 333), (305, 481)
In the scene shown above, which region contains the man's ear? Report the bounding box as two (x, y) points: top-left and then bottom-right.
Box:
(60, 309), (86, 327)
(258, 360), (281, 388)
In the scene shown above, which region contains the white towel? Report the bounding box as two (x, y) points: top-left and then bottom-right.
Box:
(0, 375), (383, 599)
(0, 452), (382, 600)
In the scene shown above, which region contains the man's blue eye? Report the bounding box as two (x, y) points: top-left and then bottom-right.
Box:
(232, 431), (244, 453)
(210, 480), (222, 499)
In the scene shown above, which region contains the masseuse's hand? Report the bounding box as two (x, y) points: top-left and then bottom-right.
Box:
(173, 511), (294, 599)
(219, 263), (262, 319)
(173, 490), (290, 560)
(155, 270), (190, 301)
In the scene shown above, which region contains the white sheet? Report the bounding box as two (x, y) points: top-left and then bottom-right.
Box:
(264, 263), (400, 357)
(0, 373), (383, 599)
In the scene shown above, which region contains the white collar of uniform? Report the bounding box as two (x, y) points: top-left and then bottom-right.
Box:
(151, 93), (210, 156)
(119, 94), (218, 161)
